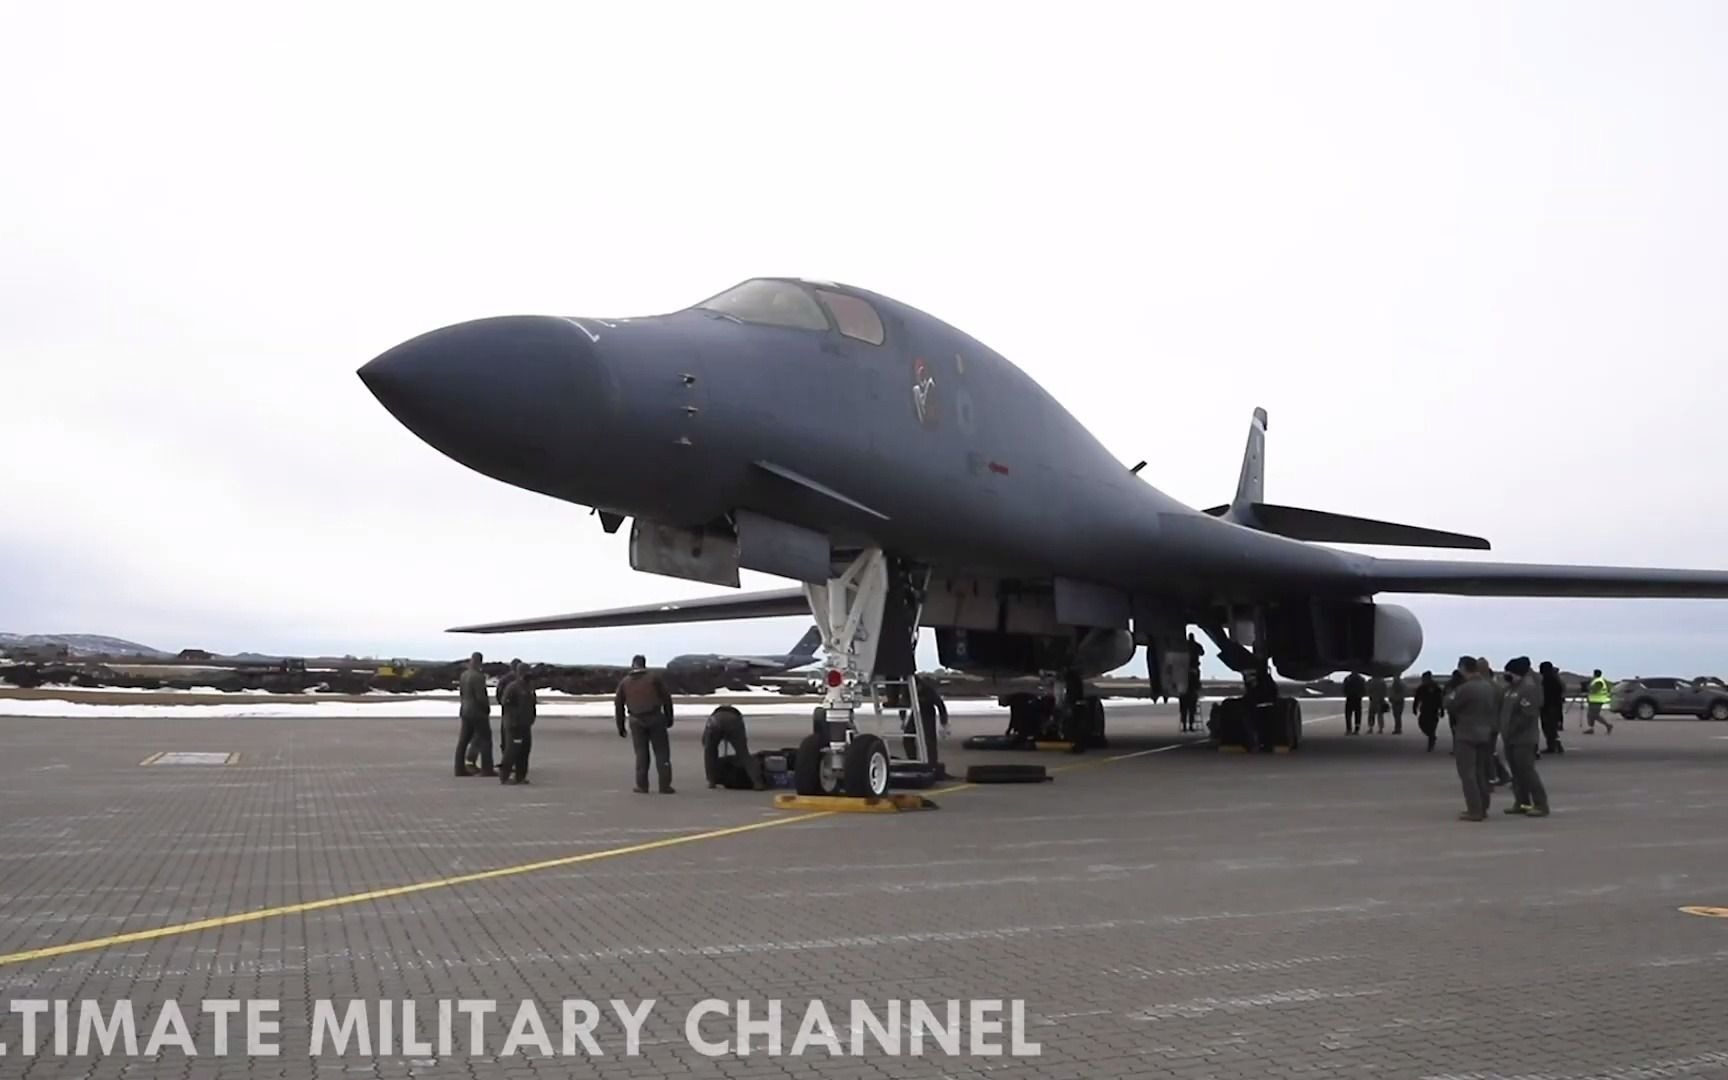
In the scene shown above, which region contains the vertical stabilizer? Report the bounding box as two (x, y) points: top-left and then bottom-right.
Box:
(789, 625), (822, 659)
(1227, 407), (1268, 522)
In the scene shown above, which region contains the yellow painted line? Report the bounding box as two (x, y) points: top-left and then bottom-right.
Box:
(1679, 906), (1728, 919)
(226, 752), (239, 765)
(0, 810), (834, 969)
(773, 793), (935, 813)
(5, 717), (1304, 967)
(138, 752), (163, 766)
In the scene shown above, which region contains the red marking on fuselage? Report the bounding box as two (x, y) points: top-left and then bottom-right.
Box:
(988, 462), (1011, 475)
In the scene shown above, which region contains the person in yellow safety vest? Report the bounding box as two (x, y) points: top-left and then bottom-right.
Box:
(1586, 669), (1616, 734)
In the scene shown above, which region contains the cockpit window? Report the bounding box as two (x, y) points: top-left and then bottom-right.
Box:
(695, 279), (830, 332)
(816, 290), (885, 345)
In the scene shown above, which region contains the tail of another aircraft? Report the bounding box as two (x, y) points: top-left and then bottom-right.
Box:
(790, 625), (822, 658)
(1202, 407), (1491, 551)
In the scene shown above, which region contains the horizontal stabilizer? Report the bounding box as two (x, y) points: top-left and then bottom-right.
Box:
(448, 587), (810, 633)
(1248, 503), (1490, 550)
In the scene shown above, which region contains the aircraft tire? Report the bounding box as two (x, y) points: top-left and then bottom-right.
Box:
(964, 764), (1051, 784)
(843, 734), (891, 798)
(794, 733), (832, 796)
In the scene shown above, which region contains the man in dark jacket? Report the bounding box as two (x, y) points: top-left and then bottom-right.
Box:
(498, 668), (537, 784)
(615, 656), (675, 794)
(1446, 657), (1499, 820)
(1500, 658), (1551, 815)
(1539, 661), (1566, 754)
(1178, 635), (1204, 732)
(455, 652), (495, 777)
(1342, 672), (1366, 735)
(1413, 671), (1445, 751)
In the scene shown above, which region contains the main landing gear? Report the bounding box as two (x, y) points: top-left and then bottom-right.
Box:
(999, 672), (1106, 751)
(793, 549), (936, 799)
(1207, 662), (1302, 752)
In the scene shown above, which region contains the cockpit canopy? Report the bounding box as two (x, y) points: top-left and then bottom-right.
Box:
(694, 278), (884, 345)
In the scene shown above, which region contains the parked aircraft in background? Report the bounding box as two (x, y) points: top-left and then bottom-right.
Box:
(667, 626), (821, 680)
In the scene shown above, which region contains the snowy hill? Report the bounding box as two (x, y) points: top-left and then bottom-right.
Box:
(0, 633), (167, 658)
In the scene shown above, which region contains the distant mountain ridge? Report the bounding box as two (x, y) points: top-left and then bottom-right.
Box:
(0, 633), (167, 658)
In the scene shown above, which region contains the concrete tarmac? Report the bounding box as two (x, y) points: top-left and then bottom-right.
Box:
(1, 702), (1725, 1079)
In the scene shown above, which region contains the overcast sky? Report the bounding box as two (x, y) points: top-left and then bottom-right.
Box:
(3, 2), (1726, 678)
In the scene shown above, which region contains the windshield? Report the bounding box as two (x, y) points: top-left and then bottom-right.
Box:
(695, 279), (830, 332)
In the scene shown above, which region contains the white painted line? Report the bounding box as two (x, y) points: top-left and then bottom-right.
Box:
(147, 752), (233, 766)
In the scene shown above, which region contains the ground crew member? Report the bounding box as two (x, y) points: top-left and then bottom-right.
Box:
(1413, 671), (1444, 751)
(1389, 673), (1406, 734)
(1499, 657), (1551, 816)
(1539, 661), (1566, 754)
(615, 655), (675, 794)
(1179, 634), (1203, 732)
(1334, 670), (1361, 736)
(1343, 672), (1366, 735)
(1367, 675), (1388, 733)
(498, 668), (536, 784)
(1480, 657), (1514, 787)
(1586, 669), (1615, 734)
(455, 651), (495, 777)
(1445, 670), (1464, 735)
(1446, 656), (1499, 820)
(703, 705), (764, 790)
(495, 659), (523, 761)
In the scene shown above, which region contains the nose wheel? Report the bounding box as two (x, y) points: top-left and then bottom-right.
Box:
(793, 732), (893, 797)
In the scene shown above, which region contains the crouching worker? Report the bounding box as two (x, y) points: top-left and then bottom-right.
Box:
(703, 705), (765, 790)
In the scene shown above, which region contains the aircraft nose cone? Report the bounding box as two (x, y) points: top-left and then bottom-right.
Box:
(360, 316), (605, 491)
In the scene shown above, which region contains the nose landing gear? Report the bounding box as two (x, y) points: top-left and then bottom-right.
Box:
(792, 548), (933, 799)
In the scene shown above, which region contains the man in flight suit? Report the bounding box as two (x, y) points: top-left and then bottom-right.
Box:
(1389, 674), (1406, 735)
(494, 659), (524, 763)
(1343, 672), (1366, 735)
(1413, 671), (1445, 751)
(1539, 661), (1567, 754)
(1446, 656), (1499, 821)
(1367, 675), (1388, 734)
(498, 668), (536, 784)
(1480, 657), (1514, 787)
(615, 656), (675, 794)
(455, 652), (495, 777)
(1499, 657), (1551, 816)
(704, 705), (764, 790)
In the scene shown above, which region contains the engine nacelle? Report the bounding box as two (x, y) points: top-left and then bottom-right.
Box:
(1364, 603), (1423, 675)
(936, 627), (1134, 678)
(1265, 599), (1423, 678)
